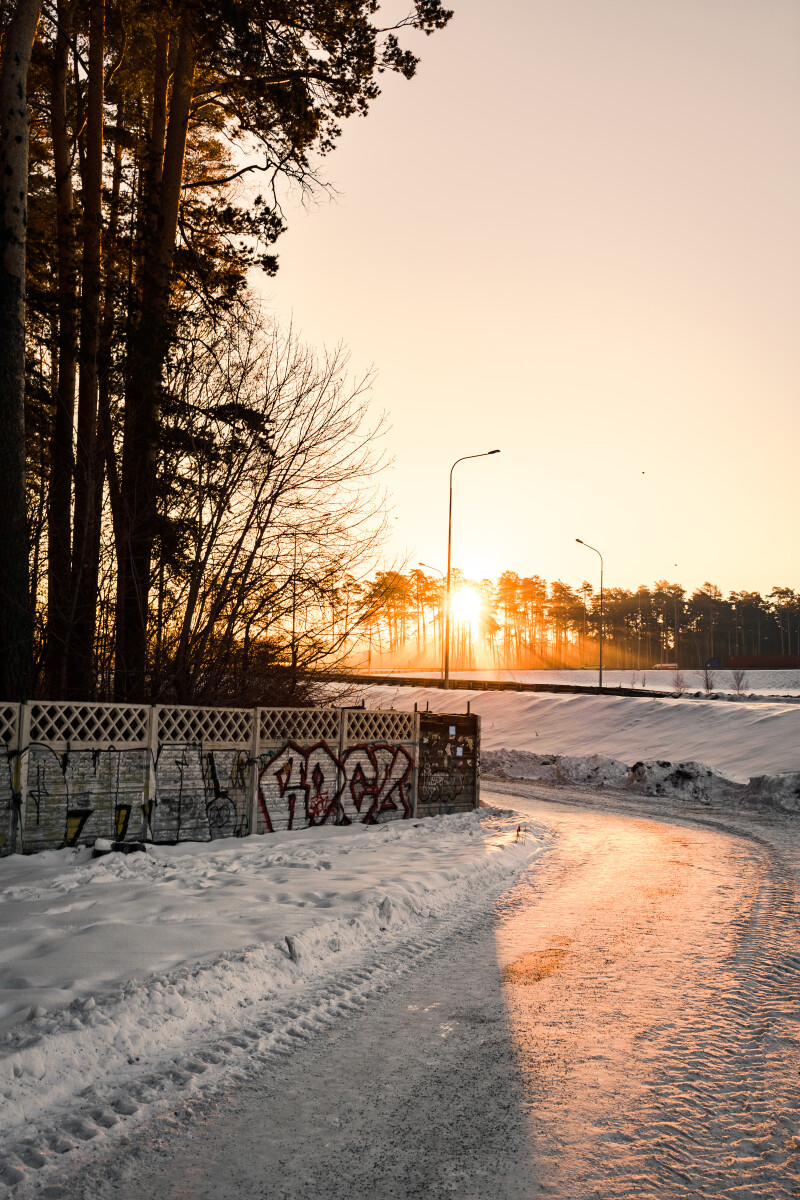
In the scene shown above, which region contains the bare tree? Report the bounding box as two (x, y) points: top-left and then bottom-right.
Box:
(146, 310), (390, 704)
(672, 668), (687, 696)
(731, 667), (748, 697)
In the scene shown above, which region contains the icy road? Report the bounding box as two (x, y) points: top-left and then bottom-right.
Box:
(19, 787), (800, 1200)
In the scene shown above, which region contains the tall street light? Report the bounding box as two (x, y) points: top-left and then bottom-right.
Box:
(576, 538), (603, 690)
(419, 563), (445, 681)
(444, 450), (501, 687)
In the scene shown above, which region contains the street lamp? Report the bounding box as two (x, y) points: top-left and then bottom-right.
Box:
(444, 450), (501, 687)
(576, 538), (603, 690)
(419, 563), (445, 681)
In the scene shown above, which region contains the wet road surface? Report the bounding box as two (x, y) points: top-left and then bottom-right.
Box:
(38, 788), (800, 1199)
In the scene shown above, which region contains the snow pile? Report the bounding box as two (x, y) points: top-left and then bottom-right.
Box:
(743, 772), (800, 813)
(483, 748), (724, 802)
(0, 809), (544, 1185)
(625, 759), (719, 801)
(483, 748), (628, 789)
(346, 684), (800, 783)
(483, 746), (800, 812)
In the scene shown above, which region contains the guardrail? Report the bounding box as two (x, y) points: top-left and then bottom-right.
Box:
(330, 673), (676, 700)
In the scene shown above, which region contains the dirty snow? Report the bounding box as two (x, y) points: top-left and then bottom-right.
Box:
(482, 748), (800, 810)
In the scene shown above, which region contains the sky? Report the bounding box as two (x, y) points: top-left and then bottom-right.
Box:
(258, 0), (800, 598)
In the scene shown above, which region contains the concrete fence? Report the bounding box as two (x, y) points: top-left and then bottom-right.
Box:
(0, 701), (480, 855)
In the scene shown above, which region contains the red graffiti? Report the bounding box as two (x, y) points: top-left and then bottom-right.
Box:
(340, 745), (412, 824)
(258, 741), (413, 833)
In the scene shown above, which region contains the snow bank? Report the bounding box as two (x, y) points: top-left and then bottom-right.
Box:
(742, 771), (800, 813)
(484, 748), (726, 801)
(0, 809), (544, 1187)
(482, 748), (800, 811)
(625, 758), (720, 801)
(484, 748), (629, 789)
(345, 685), (800, 783)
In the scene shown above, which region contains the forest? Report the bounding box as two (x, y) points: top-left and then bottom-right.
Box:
(357, 571), (800, 672)
(0, 0), (451, 704)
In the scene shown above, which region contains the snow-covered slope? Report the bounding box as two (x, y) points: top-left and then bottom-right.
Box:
(347, 685), (800, 784)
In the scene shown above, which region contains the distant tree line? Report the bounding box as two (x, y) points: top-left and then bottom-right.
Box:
(358, 571), (800, 671)
(0, 0), (451, 703)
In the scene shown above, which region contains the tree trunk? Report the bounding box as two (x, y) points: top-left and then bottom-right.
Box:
(117, 21), (197, 700)
(144, 27), (170, 245)
(0, 0), (42, 701)
(45, 0), (79, 697)
(68, 0), (105, 697)
(90, 95), (127, 700)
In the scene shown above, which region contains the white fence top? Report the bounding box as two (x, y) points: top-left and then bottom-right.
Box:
(0, 701), (415, 752)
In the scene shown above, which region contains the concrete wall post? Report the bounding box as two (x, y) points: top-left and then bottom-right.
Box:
(249, 708), (261, 835)
(13, 702), (31, 852)
(144, 705), (159, 839)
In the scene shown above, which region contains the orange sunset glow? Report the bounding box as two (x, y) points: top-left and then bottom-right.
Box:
(266, 0), (799, 599)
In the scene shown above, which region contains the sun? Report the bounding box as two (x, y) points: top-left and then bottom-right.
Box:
(451, 587), (482, 629)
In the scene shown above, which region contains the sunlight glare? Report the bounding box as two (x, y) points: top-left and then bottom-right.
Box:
(451, 587), (482, 629)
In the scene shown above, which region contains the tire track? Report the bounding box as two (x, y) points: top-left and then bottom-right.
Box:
(1, 847), (545, 1196)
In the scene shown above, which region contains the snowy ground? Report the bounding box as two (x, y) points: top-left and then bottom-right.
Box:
(2, 679), (799, 1193)
(366, 667), (800, 698)
(0, 810), (541, 1190)
(345, 683), (800, 786)
(8, 791), (800, 1200)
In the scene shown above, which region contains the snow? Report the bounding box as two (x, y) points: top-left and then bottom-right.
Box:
(373, 667), (800, 698)
(482, 748), (800, 809)
(0, 809), (541, 1187)
(347, 684), (800, 784)
(3, 675), (799, 1190)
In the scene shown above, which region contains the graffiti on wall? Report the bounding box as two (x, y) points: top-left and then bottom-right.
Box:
(0, 743), (251, 853)
(0, 739), (415, 852)
(21, 745), (149, 852)
(153, 745), (250, 843)
(257, 740), (414, 833)
(418, 764), (465, 809)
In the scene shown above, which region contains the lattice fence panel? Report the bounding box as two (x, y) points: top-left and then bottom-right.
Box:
(259, 707), (342, 746)
(343, 709), (415, 746)
(156, 706), (253, 747)
(0, 705), (18, 747)
(27, 702), (150, 748)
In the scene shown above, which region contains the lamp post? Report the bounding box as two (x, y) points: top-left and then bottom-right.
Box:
(291, 533), (299, 691)
(444, 450), (500, 687)
(576, 538), (603, 690)
(419, 562), (445, 682)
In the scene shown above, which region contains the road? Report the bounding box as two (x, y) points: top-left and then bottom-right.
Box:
(38, 785), (800, 1199)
